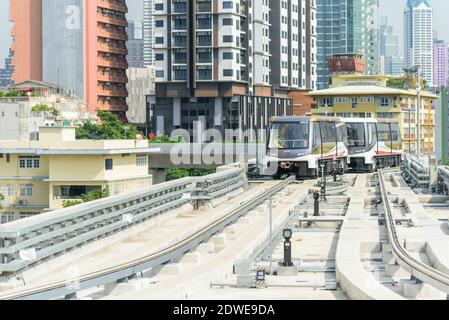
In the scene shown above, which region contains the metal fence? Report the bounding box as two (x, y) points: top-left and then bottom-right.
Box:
(0, 167), (247, 276)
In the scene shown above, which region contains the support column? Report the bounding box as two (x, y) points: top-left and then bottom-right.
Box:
(173, 98), (181, 128)
(214, 97), (223, 127)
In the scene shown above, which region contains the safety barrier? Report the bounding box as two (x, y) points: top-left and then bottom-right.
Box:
(0, 167), (247, 276)
(401, 155), (431, 188)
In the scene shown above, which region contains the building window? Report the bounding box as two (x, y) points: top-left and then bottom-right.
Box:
(380, 97), (390, 107)
(223, 52), (233, 60)
(155, 20), (164, 27)
(19, 184), (33, 197)
(136, 155), (148, 167)
(19, 156), (40, 169)
(223, 35), (233, 43)
(222, 1), (233, 9)
(105, 159), (113, 171)
(223, 69), (233, 77)
(222, 18), (233, 26)
(155, 3), (164, 10)
(0, 213), (15, 224)
(156, 70), (165, 78)
(155, 54), (164, 61)
(155, 37), (164, 44)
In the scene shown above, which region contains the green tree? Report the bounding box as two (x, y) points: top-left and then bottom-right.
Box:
(76, 110), (143, 140)
(0, 193), (4, 209)
(62, 188), (110, 208)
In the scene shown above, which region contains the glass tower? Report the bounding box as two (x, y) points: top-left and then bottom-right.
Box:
(316, 0), (379, 89)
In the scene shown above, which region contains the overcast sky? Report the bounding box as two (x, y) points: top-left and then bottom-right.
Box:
(1, 0), (449, 67)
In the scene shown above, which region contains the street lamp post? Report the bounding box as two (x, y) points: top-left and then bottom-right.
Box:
(416, 67), (422, 157)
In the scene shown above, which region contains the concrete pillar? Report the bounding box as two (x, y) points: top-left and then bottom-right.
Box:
(149, 169), (167, 185)
(173, 98), (181, 127)
(214, 97), (223, 127)
(156, 116), (165, 136)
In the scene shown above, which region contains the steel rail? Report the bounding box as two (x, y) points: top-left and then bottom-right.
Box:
(378, 170), (449, 294)
(0, 176), (296, 300)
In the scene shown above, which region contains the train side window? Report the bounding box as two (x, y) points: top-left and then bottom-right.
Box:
(313, 122), (321, 148)
(377, 123), (391, 141)
(368, 123), (377, 145)
(321, 122), (336, 143)
(390, 124), (401, 141)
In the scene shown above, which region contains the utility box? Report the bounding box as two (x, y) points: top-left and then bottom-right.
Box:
(234, 259), (252, 275)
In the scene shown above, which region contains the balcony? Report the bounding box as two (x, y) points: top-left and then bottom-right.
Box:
(97, 28), (128, 41)
(97, 13), (127, 27)
(97, 42), (128, 55)
(97, 88), (128, 98)
(97, 0), (128, 13)
(97, 73), (128, 83)
(97, 102), (128, 112)
(98, 57), (128, 69)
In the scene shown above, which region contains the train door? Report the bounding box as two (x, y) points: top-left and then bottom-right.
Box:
(367, 122), (377, 150)
(376, 122), (392, 155)
(319, 121), (337, 158)
(390, 123), (402, 153)
(312, 122), (322, 157)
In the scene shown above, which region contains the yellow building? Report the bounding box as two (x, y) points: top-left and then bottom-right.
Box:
(308, 75), (439, 153)
(0, 127), (152, 223)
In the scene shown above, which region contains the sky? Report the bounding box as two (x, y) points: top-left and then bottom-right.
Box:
(1, 0), (449, 67)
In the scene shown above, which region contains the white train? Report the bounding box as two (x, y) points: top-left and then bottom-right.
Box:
(260, 116), (403, 179)
(344, 118), (403, 172)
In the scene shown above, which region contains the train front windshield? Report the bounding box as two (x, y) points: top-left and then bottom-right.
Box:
(346, 123), (366, 147)
(268, 122), (310, 149)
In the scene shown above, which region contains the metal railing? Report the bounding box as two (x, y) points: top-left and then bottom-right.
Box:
(379, 170), (449, 294)
(438, 166), (449, 195)
(0, 168), (247, 277)
(0, 173), (291, 300)
(401, 155), (431, 188)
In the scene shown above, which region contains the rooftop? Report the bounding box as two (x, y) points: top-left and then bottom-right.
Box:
(308, 85), (439, 99)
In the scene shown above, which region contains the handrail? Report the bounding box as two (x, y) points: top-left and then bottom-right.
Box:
(378, 170), (449, 294)
(0, 176), (294, 300)
(0, 168), (247, 276)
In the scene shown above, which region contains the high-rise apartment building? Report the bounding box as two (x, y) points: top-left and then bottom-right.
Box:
(127, 21), (145, 68)
(404, 0), (434, 85)
(316, 0), (380, 89)
(10, 0), (129, 118)
(433, 40), (449, 87)
(143, 0), (154, 66)
(10, 0), (43, 83)
(0, 49), (14, 88)
(151, 0), (318, 137)
(271, 0), (318, 92)
(362, 0), (380, 76)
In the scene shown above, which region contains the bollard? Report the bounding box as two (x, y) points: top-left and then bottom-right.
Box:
(313, 191), (320, 216)
(282, 229), (293, 267)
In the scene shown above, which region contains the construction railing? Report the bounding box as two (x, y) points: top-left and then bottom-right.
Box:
(0, 167), (247, 276)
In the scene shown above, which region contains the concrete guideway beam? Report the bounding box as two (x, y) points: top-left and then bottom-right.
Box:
(335, 174), (405, 300)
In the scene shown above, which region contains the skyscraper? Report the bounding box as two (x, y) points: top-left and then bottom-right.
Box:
(0, 49), (14, 87)
(10, 0), (43, 83)
(404, 0), (434, 85)
(143, 0), (154, 66)
(380, 16), (403, 76)
(9, 0), (129, 117)
(316, 0), (380, 89)
(433, 40), (449, 87)
(127, 21), (145, 68)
